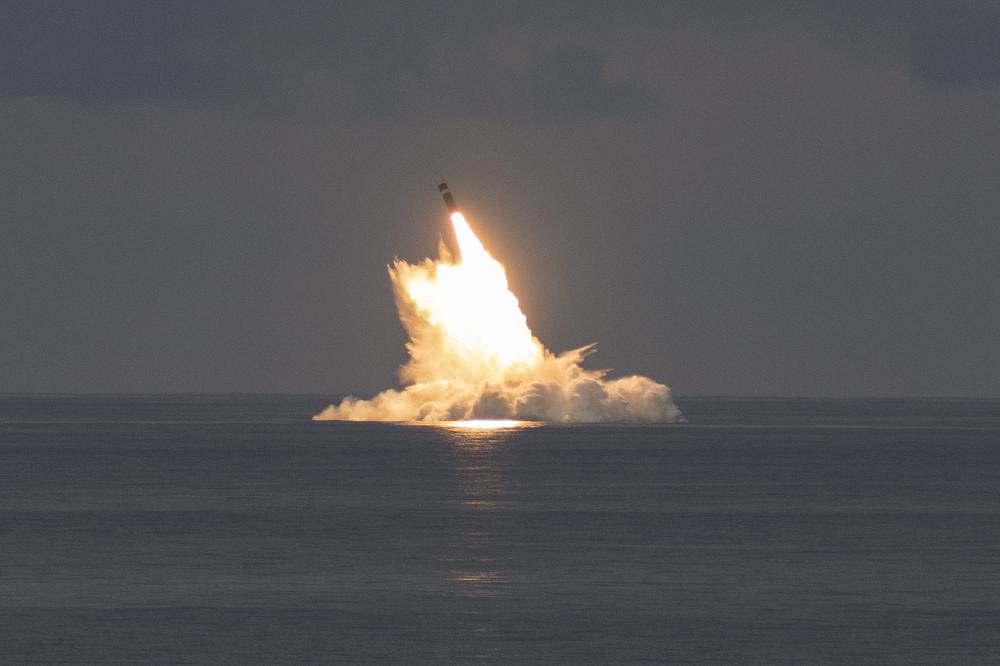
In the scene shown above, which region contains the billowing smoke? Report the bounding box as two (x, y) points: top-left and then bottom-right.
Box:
(314, 213), (682, 423)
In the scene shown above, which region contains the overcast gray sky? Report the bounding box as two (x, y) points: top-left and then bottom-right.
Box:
(2, 1), (998, 397)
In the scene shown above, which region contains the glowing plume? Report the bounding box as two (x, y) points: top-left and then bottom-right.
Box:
(314, 212), (682, 423)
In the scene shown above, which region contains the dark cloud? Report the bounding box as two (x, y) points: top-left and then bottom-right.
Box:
(900, 3), (1000, 86)
(0, 0), (1000, 121)
(3, 1), (997, 120)
(531, 45), (656, 119)
(810, 1), (1000, 87)
(0, 2), (257, 103)
(0, 1), (658, 119)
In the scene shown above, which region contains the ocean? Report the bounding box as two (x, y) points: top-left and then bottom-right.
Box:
(1, 395), (998, 664)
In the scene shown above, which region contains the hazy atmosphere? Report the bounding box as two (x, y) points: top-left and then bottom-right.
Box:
(3, 1), (998, 397)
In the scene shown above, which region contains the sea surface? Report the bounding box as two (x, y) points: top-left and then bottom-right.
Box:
(1, 395), (999, 664)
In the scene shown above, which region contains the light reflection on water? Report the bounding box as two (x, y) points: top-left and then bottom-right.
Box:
(436, 422), (532, 600)
(443, 419), (527, 430)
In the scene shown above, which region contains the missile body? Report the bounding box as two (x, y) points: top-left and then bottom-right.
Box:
(438, 179), (459, 213)
(436, 177), (462, 258)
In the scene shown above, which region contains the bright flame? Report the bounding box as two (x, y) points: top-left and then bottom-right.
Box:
(314, 210), (682, 423)
(403, 212), (541, 374)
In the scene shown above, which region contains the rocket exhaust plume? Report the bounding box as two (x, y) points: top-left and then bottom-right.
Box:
(314, 184), (682, 423)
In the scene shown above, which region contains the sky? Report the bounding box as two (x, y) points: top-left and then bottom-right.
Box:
(2, 1), (998, 397)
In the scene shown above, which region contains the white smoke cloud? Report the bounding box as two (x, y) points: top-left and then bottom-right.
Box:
(315, 218), (682, 423)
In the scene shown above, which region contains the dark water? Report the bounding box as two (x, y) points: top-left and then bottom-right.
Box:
(1, 395), (999, 664)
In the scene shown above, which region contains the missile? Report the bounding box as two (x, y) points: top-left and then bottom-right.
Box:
(436, 176), (462, 258)
(438, 178), (459, 213)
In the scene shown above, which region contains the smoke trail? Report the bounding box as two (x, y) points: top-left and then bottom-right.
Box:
(314, 214), (682, 423)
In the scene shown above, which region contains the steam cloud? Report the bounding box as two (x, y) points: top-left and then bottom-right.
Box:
(315, 216), (682, 423)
